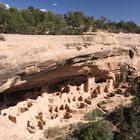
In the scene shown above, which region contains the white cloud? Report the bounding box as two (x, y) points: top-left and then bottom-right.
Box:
(5, 3), (10, 9)
(40, 8), (48, 12)
(52, 3), (58, 6)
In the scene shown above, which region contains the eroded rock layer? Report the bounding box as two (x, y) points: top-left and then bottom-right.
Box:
(0, 32), (140, 93)
(0, 32), (139, 135)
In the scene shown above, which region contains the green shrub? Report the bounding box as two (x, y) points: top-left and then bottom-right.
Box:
(114, 132), (134, 140)
(84, 108), (104, 121)
(73, 120), (113, 140)
(44, 127), (61, 138)
(99, 100), (113, 106)
(55, 136), (65, 140)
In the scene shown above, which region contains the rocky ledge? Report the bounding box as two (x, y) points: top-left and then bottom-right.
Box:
(0, 32), (140, 136)
(0, 32), (140, 93)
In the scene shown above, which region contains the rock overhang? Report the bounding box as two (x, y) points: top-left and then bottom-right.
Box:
(0, 32), (140, 93)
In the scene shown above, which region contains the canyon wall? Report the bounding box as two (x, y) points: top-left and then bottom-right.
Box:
(0, 32), (140, 136)
(0, 32), (140, 93)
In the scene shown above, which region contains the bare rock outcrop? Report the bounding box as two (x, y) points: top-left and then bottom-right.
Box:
(0, 32), (140, 93)
(0, 32), (139, 139)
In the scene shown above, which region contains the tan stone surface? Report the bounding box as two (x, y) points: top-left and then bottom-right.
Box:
(0, 116), (32, 140)
(0, 32), (138, 139)
(0, 32), (140, 93)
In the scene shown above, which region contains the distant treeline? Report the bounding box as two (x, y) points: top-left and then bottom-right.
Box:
(0, 4), (140, 35)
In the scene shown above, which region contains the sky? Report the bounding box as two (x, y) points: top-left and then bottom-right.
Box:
(0, 0), (140, 25)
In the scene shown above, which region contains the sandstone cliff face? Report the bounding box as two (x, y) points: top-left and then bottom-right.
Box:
(0, 32), (140, 93)
(0, 32), (139, 138)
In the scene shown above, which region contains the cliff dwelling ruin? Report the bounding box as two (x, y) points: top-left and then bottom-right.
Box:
(0, 33), (139, 136)
(0, 70), (115, 133)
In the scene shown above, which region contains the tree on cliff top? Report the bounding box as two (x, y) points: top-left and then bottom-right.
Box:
(0, 4), (140, 35)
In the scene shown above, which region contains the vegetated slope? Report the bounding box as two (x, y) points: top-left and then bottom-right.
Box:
(0, 3), (140, 35)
